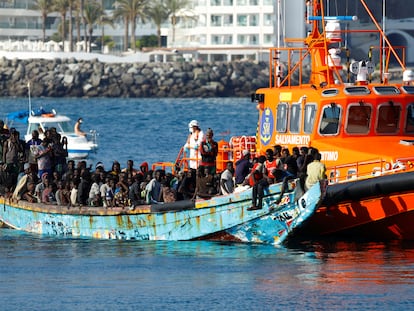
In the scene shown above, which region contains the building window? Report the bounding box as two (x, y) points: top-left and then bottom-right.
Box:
(264, 14), (273, 26)
(223, 14), (233, 26)
(223, 34), (233, 44)
(236, 0), (247, 5)
(212, 35), (220, 44)
(249, 34), (258, 45)
(211, 0), (221, 5)
(237, 15), (247, 26)
(249, 0), (258, 5)
(263, 0), (273, 4)
(264, 34), (273, 44)
(211, 15), (222, 27)
(249, 14), (259, 26)
(237, 35), (246, 44)
(198, 14), (207, 27)
(223, 0), (233, 5)
(211, 35), (233, 45)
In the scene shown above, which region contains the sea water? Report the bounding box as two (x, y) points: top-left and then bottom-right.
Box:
(0, 97), (414, 310)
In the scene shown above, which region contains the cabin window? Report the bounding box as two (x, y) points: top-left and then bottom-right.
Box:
(401, 86), (414, 94)
(329, 170), (339, 184)
(28, 123), (40, 135)
(376, 102), (401, 134)
(319, 103), (341, 135)
(276, 102), (288, 133)
(42, 121), (72, 133)
(405, 103), (414, 133)
(289, 104), (301, 133)
(303, 104), (317, 134)
(346, 104), (371, 134)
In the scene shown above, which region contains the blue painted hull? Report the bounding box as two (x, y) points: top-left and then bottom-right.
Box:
(0, 180), (324, 245)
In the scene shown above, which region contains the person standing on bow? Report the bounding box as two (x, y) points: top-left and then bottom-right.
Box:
(184, 120), (204, 170)
(199, 128), (218, 175)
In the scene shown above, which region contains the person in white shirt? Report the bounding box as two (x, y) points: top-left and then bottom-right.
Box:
(184, 120), (204, 170)
(220, 161), (234, 195)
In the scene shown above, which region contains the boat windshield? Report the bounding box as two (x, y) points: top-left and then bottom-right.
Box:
(376, 102), (400, 134)
(346, 104), (371, 134)
(276, 103), (288, 133)
(289, 103), (301, 133)
(319, 103), (341, 135)
(28, 121), (73, 134)
(304, 104), (317, 134)
(405, 103), (414, 133)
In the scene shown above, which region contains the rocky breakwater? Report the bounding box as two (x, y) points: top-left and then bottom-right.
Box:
(0, 57), (270, 98)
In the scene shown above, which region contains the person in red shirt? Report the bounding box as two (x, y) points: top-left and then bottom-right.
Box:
(264, 148), (278, 183)
(247, 155), (268, 211)
(199, 128), (218, 175)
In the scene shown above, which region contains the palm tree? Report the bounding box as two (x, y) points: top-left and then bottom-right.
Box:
(113, 0), (149, 52)
(165, 0), (191, 47)
(68, 0), (76, 51)
(31, 0), (52, 42)
(146, 0), (169, 47)
(53, 0), (70, 49)
(99, 16), (114, 53)
(112, 2), (129, 51)
(83, 0), (105, 52)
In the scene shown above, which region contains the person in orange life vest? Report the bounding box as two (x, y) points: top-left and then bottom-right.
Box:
(264, 148), (278, 184)
(199, 128), (218, 175)
(247, 155), (269, 211)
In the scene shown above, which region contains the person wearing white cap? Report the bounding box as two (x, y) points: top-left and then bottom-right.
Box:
(184, 120), (204, 170)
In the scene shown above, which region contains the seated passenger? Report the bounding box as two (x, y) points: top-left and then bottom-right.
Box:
(74, 118), (86, 137)
(159, 175), (177, 203)
(178, 169), (196, 200)
(42, 183), (56, 204)
(55, 181), (70, 206)
(35, 172), (49, 202)
(87, 175), (101, 207)
(220, 161), (234, 195)
(193, 166), (217, 199)
(235, 150), (251, 186)
(21, 181), (37, 203)
(145, 170), (163, 204)
(128, 174), (145, 210)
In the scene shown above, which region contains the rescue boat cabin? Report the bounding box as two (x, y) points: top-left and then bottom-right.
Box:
(253, 0), (414, 182)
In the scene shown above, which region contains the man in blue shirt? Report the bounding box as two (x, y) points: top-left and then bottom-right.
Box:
(234, 150), (251, 186)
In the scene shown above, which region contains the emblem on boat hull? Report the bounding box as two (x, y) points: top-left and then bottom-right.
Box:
(260, 108), (273, 145)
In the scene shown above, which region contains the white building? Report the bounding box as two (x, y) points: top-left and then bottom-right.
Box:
(0, 0), (306, 61)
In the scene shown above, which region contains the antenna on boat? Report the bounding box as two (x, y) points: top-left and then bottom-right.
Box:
(276, 0), (282, 87)
(27, 81), (32, 116)
(382, 0), (386, 82)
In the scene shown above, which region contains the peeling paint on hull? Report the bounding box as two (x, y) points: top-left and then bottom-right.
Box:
(0, 180), (323, 245)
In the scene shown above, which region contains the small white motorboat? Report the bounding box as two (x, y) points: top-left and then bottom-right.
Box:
(7, 108), (98, 159)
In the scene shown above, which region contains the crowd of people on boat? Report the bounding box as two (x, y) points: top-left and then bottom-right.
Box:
(0, 119), (326, 210)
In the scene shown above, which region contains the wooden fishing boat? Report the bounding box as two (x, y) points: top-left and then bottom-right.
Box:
(250, 0), (414, 240)
(0, 180), (324, 245)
